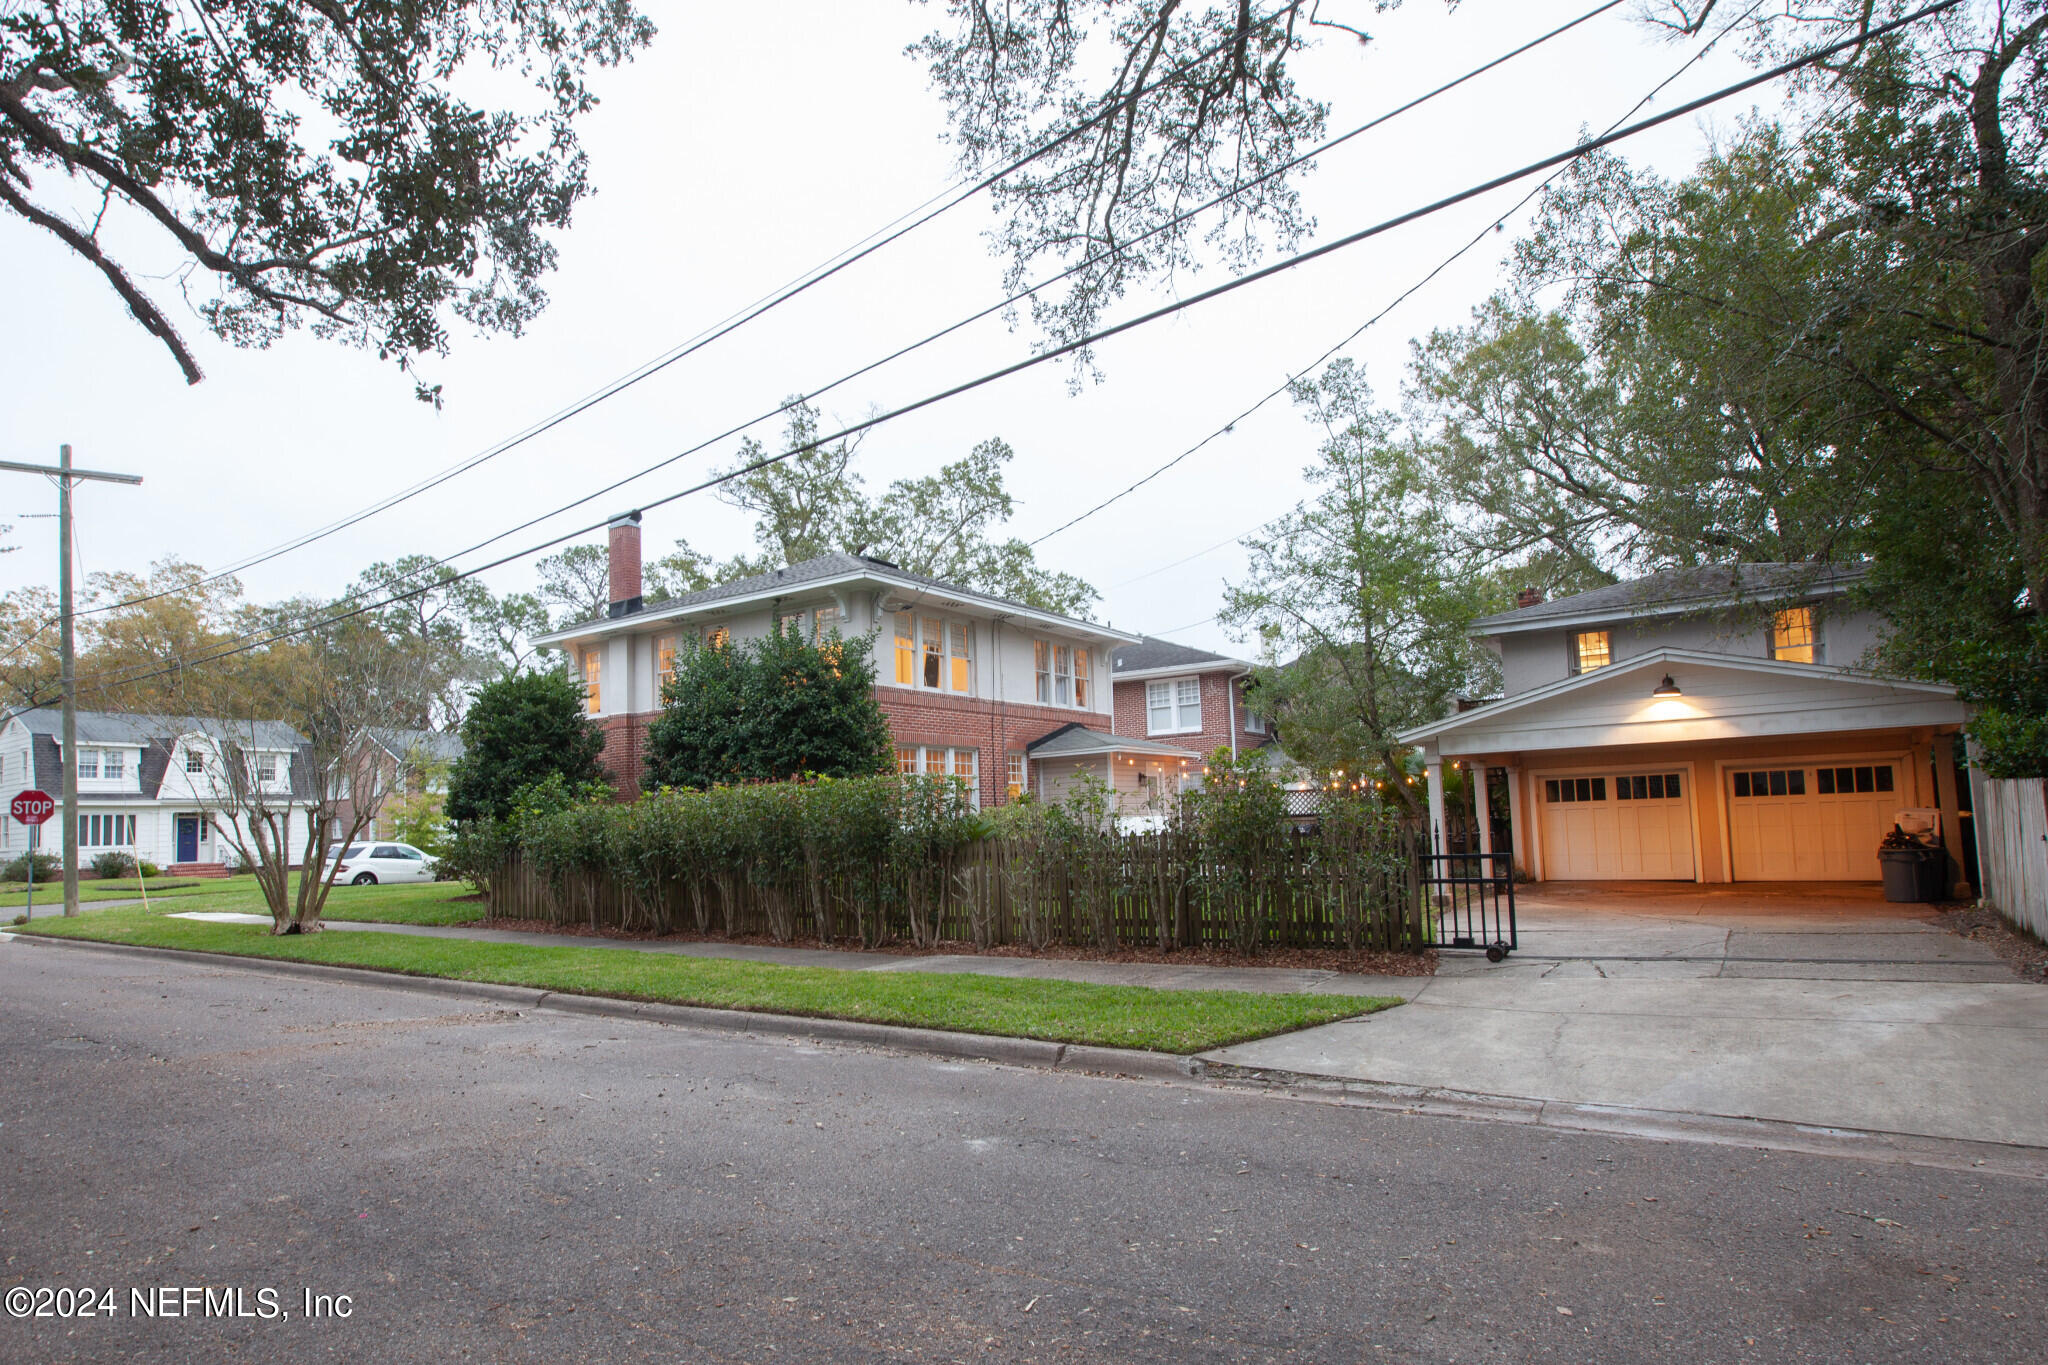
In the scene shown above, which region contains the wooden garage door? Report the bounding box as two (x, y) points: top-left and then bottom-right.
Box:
(1727, 762), (1897, 881)
(1539, 771), (1695, 880)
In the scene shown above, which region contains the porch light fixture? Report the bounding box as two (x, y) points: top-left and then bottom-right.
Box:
(1652, 674), (1682, 697)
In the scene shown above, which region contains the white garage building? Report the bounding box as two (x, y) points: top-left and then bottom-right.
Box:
(1400, 566), (1975, 895)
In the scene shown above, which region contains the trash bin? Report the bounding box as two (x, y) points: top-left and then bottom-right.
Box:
(1880, 847), (1936, 903)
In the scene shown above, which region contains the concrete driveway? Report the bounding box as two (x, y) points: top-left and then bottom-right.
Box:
(1206, 883), (2048, 1148)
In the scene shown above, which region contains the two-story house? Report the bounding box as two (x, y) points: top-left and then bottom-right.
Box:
(532, 513), (1200, 811)
(0, 709), (313, 874)
(1397, 565), (1974, 893)
(1110, 637), (1270, 762)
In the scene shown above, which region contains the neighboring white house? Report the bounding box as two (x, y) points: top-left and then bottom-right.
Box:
(0, 709), (314, 872)
(1398, 565), (1975, 892)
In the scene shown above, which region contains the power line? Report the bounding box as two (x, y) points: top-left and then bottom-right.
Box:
(11, 1), (1319, 644)
(1033, 0), (1774, 550)
(62, 0), (1955, 696)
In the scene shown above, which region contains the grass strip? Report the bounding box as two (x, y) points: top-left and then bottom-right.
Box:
(15, 908), (1397, 1054)
(8, 878), (488, 926)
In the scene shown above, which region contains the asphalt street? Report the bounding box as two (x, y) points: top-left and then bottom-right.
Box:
(0, 941), (2040, 1364)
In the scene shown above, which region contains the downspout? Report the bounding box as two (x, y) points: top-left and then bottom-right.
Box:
(1226, 668), (1250, 761)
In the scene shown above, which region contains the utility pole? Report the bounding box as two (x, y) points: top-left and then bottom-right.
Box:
(2, 447), (143, 915)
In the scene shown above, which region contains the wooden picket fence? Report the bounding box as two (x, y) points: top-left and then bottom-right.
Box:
(1976, 776), (2048, 940)
(485, 825), (1430, 953)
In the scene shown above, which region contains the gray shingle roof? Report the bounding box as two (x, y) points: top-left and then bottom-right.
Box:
(371, 728), (465, 764)
(1109, 635), (1242, 675)
(1473, 563), (1867, 631)
(1024, 722), (1203, 759)
(549, 551), (1115, 637)
(14, 707), (305, 750)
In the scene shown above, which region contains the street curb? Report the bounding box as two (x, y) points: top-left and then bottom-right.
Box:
(1200, 1061), (2048, 1180)
(1, 931), (1204, 1081)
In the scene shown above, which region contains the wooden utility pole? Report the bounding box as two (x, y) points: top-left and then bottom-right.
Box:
(1, 447), (143, 915)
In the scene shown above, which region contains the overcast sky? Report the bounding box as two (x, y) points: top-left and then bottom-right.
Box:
(1, 0), (1775, 660)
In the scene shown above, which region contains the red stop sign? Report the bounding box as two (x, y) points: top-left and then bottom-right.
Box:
(11, 789), (54, 825)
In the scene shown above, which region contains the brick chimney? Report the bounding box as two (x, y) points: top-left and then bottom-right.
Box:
(1515, 586), (1545, 610)
(607, 511), (643, 618)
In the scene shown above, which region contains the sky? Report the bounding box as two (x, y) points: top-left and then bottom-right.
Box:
(0, 0), (1781, 661)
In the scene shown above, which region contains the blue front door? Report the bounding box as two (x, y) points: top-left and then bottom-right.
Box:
(175, 816), (199, 863)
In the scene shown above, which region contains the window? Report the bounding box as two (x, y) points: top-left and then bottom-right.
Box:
(1006, 753), (1026, 801)
(77, 814), (136, 847)
(779, 611), (806, 638)
(1034, 640), (1051, 704)
(1243, 696), (1266, 735)
(582, 649), (602, 714)
(1731, 769), (1808, 798)
(1073, 647), (1091, 707)
(895, 613), (917, 685)
(185, 749), (205, 774)
(949, 622), (974, 694)
(1544, 777), (1608, 803)
(257, 754), (278, 783)
(1614, 773), (1683, 801)
(1772, 607), (1818, 664)
(103, 750), (124, 780)
(1569, 630), (1612, 675)
(76, 749), (98, 779)
(900, 746), (980, 805)
(1054, 645), (1074, 705)
(656, 634), (678, 690)
(1146, 678), (1203, 734)
(813, 605), (843, 641)
(1815, 765), (1894, 795)
(703, 625), (730, 651)
(922, 617), (944, 689)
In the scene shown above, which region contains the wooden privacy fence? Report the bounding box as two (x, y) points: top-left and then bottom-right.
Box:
(486, 827), (1430, 954)
(1976, 776), (2048, 940)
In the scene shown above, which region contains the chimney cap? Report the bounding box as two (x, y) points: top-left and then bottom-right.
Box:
(1515, 586), (1545, 610)
(608, 509), (642, 529)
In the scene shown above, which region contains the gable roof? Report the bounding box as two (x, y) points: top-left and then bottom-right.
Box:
(1109, 635), (1249, 677)
(12, 707), (304, 750)
(533, 551), (1137, 646)
(1024, 721), (1203, 760)
(1473, 563), (1867, 636)
(370, 728), (465, 765)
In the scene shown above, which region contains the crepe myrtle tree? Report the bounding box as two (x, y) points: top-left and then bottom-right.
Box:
(1, 0), (655, 401)
(179, 613), (445, 933)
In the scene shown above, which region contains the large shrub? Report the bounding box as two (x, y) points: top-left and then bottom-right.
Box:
(1, 850), (59, 882)
(446, 669), (608, 823)
(644, 627), (895, 788)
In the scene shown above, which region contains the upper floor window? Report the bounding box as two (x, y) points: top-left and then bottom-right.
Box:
(655, 634), (678, 689)
(1147, 678), (1202, 734)
(76, 749), (98, 779)
(581, 649), (602, 714)
(703, 625), (730, 651)
(102, 749), (124, 780)
(1569, 629), (1612, 675)
(779, 611), (806, 638)
(255, 754), (279, 784)
(895, 613), (974, 694)
(185, 748), (206, 774)
(1772, 607), (1818, 664)
(813, 605), (843, 640)
(1036, 641), (1089, 707)
(1243, 704), (1266, 735)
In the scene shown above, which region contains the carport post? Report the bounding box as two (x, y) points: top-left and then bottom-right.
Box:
(1472, 764), (1493, 860)
(1505, 765), (1526, 877)
(1424, 756), (1447, 854)
(1933, 732), (1968, 900)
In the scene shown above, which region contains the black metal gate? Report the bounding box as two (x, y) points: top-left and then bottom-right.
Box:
(1419, 850), (1517, 961)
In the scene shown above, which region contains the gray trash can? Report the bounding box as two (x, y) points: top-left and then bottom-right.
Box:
(1880, 847), (1935, 903)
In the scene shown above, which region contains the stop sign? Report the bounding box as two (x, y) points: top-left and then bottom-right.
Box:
(11, 789), (54, 825)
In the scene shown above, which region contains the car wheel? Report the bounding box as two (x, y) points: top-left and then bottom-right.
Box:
(351, 872), (377, 886)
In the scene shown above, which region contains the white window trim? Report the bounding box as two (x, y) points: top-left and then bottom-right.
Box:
(1145, 676), (1204, 735)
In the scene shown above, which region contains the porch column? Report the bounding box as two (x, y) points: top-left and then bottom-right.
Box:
(1934, 731), (1969, 900)
(1424, 754), (1447, 854)
(1505, 764), (1525, 876)
(1471, 763), (1493, 860)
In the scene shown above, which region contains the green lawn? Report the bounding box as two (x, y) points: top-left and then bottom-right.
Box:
(6, 876), (486, 926)
(0, 878), (213, 909)
(13, 904), (1396, 1054)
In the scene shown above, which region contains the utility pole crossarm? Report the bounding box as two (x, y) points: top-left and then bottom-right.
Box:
(0, 458), (144, 485)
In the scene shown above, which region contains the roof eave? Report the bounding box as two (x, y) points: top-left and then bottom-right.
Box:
(1472, 577), (1862, 637)
(1111, 660), (1251, 682)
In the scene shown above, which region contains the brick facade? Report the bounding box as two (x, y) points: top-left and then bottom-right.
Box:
(1111, 668), (1266, 762)
(595, 690), (1105, 808)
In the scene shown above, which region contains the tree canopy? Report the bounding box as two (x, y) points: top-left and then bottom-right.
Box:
(445, 668), (607, 824)
(644, 625), (896, 790)
(2, 0), (654, 399)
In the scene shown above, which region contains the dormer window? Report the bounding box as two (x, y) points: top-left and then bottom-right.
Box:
(1569, 630), (1612, 675)
(77, 749), (98, 779)
(185, 749), (206, 774)
(256, 754), (278, 784)
(103, 750), (124, 780)
(1772, 607), (1818, 663)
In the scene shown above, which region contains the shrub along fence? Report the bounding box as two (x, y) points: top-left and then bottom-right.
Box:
(473, 772), (1429, 954)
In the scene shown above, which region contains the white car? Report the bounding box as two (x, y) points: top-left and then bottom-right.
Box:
(326, 842), (438, 885)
